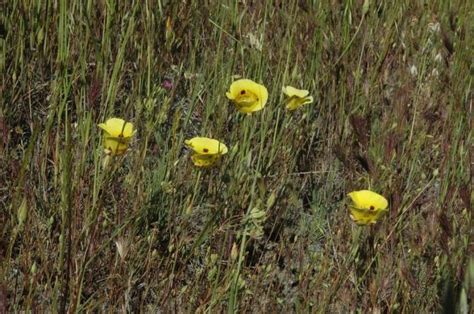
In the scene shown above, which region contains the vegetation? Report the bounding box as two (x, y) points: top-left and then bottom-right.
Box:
(1, 0), (472, 312)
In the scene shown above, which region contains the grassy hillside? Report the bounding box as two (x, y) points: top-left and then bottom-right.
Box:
(1, 0), (472, 312)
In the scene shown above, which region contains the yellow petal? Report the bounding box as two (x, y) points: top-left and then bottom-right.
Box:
(99, 118), (135, 138)
(285, 97), (304, 111)
(286, 96), (313, 110)
(349, 207), (372, 225)
(347, 190), (388, 211)
(185, 137), (228, 155)
(302, 96), (313, 105)
(282, 86), (309, 98)
(257, 84), (269, 108)
(349, 206), (387, 225)
(103, 135), (131, 155)
(236, 101), (264, 114)
(191, 153), (220, 167)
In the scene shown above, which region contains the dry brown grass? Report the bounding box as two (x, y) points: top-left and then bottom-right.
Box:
(1, 0), (472, 312)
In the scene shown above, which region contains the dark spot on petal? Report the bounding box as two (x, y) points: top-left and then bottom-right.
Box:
(369, 205), (375, 211)
(203, 148), (209, 153)
(240, 90), (246, 95)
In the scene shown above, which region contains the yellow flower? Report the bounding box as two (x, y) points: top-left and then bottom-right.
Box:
(185, 137), (228, 167)
(98, 118), (135, 155)
(226, 79), (268, 113)
(282, 86), (313, 111)
(347, 190), (388, 225)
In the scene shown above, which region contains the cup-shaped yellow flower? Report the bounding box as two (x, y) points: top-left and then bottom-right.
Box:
(347, 190), (388, 225)
(98, 118), (135, 155)
(282, 86), (313, 111)
(185, 137), (228, 167)
(226, 79), (268, 113)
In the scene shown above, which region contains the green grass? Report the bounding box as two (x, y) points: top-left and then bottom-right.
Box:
(1, 0), (472, 312)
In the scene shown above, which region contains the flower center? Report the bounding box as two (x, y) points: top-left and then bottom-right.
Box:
(235, 90), (259, 107)
(369, 205), (375, 211)
(203, 148), (209, 153)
